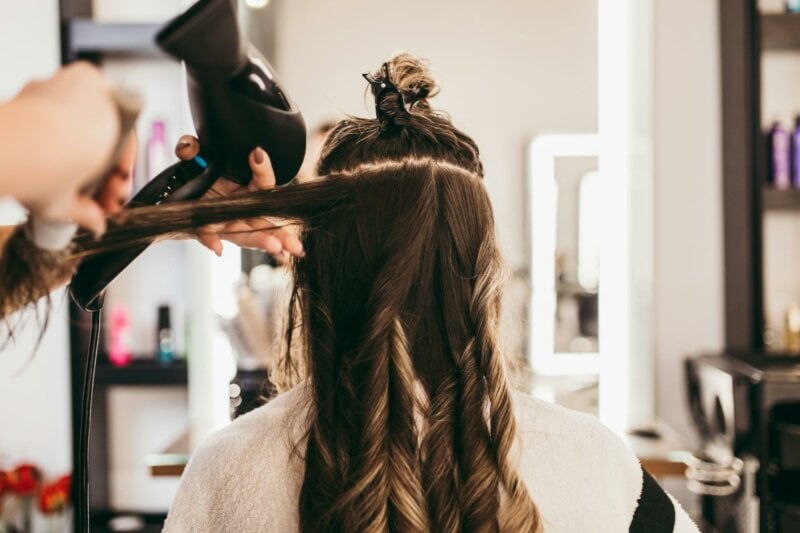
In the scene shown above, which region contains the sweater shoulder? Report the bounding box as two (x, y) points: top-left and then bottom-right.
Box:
(164, 383), (310, 533)
(510, 390), (643, 532)
(189, 381), (311, 481)
(213, 381), (310, 445)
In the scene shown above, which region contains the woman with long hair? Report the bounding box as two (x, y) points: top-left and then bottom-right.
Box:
(42, 54), (696, 531)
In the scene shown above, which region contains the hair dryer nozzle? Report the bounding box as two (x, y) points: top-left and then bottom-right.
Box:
(157, 0), (242, 72)
(156, 0), (306, 185)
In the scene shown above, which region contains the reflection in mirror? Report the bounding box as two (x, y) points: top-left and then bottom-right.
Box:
(555, 159), (599, 354)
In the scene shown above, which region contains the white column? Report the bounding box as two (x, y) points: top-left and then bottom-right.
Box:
(597, 0), (655, 432)
(187, 242), (238, 449)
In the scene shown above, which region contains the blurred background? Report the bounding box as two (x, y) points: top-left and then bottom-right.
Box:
(1, 0), (799, 531)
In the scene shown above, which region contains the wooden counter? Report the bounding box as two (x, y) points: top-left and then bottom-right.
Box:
(147, 423), (691, 479)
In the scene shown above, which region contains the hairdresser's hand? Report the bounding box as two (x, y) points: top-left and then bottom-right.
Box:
(94, 134), (136, 216)
(175, 135), (304, 258)
(1, 62), (122, 235)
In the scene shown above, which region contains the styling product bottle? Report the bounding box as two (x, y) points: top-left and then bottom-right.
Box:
(770, 122), (791, 189)
(764, 321), (776, 351)
(147, 120), (170, 181)
(785, 303), (800, 353)
(157, 305), (175, 364)
(182, 312), (190, 361)
(108, 305), (132, 367)
(792, 117), (800, 187)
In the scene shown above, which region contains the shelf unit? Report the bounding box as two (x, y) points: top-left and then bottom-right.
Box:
(63, 19), (164, 60)
(60, 2), (185, 530)
(762, 187), (800, 211)
(60, 1), (281, 529)
(756, 10), (800, 353)
(69, 300), (188, 530)
(719, 2), (800, 531)
(760, 13), (800, 51)
(721, 6), (800, 351)
(94, 358), (188, 386)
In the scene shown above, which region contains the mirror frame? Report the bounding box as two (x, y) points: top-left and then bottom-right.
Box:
(528, 134), (600, 376)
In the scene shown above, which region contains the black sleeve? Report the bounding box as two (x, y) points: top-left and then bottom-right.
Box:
(629, 468), (676, 533)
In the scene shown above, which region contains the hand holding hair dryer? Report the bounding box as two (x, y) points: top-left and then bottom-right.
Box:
(70, 0), (306, 311)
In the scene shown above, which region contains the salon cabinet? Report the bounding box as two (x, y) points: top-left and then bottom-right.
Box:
(722, 2), (800, 355)
(61, 0), (281, 529)
(689, 1), (800, 531)
(61, 0), (191, 529)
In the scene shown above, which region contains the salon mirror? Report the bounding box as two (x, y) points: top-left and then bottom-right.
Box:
(528, 135), (600, 376)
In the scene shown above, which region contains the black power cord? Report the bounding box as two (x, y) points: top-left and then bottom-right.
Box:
(70, 160), (214, 532)
(76, 308), (102, 532)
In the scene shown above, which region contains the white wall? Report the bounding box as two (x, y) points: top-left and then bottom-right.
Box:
(0, 1), (60, 100)
(274, 0), (598, 270)
(0, 4), (71, 531)
(0, 296), (72, 472)
(653, 0), (724, 440)
(275, 0), (726, 441)
(0, 0), (69, 477)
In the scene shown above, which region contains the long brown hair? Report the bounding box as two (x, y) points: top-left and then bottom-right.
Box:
(67, 53), (541, 532)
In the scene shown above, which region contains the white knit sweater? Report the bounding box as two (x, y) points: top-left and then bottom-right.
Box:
(164, 382), (699, 532)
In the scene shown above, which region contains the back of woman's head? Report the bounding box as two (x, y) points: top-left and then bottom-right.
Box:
(284, 54), (540, 532)
(71, 53), (540, 532)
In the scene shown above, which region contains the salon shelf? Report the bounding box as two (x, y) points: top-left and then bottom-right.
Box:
(64, 19), (165, 58)
(146, 429), (190, 477)
(762, 187), (800, 211)
(94, 357), (187, 386)
(90, 509), (167, 532)
(761, 13), (800, 51)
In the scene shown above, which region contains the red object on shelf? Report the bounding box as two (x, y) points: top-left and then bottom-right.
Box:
(5, 463), (41, 496)
(38, 474), (71, 515)
(0, 469), (8, 504)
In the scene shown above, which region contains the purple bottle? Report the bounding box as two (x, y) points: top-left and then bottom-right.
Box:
(793, 117), (800, 188)
(771, 122), (791, 189)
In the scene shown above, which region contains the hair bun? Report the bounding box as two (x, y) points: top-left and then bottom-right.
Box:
(384, 53), (439, 109)
(366, 54), (439, 128)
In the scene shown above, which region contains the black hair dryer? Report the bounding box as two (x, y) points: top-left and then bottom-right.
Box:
(70, 0), (306, 311)
(68, 1), (305, 531)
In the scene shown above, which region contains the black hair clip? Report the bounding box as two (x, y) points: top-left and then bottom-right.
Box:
(363, 63), (394, 96)
(364, 62), (434, 131)
(363, 62), (406, 126)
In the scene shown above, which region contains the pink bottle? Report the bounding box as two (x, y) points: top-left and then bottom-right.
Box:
(147, 119), (171, 182)
(108, 305), (132, 367)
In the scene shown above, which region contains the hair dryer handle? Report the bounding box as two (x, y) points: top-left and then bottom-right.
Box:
(70, 158), (216, 311)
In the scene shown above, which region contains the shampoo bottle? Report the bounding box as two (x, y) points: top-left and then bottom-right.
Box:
(792, 117), (800, 187)
(147, 120), (170, 180)
(771, 122), (791, 189)
(157, 305), (175, 364)
(108, 305), (132, 367)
